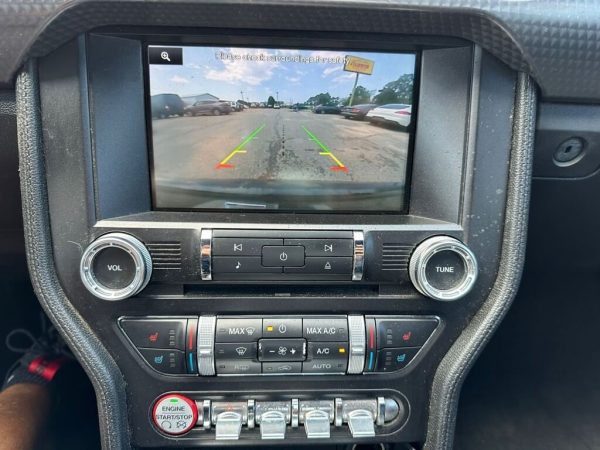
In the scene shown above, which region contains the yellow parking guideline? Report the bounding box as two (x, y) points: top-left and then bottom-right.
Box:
(302, 126), (348, 172)
(216, 124), (265, 168)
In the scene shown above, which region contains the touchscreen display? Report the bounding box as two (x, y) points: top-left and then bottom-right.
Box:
(147, 45), (417, 212)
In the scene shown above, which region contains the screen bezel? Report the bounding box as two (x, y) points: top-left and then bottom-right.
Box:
(143, 38), (421, 215)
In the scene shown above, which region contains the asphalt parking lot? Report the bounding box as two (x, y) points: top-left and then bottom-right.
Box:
(151, 109), (410, 209)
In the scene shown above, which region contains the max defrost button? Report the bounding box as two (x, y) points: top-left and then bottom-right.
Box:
(216, 318), (263, 342)
(152, 394), (198, 436)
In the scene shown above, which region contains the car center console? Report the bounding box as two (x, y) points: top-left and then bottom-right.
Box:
(21, 17), (534, 449)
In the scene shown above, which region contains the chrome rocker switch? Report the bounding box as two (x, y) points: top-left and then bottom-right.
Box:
(304, 410), (331, 439)
(215, 411), (243, 440)
(259, 410), (287, 439)
(347, 409), (376, 438)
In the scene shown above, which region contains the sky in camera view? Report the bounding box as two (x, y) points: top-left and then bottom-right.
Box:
(149, 46), (416, 104)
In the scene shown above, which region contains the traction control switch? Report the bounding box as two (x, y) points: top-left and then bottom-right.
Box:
(300, 400), (334, 438)
(212, 401), (248, 440)
(255, 401), (291, 440)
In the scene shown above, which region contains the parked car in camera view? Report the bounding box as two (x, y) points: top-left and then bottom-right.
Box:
(185, 100), (232, 116)
(313, 104), (341, 114)
(151, 93), (185, 119)
(366, 104), (412, 129)
(341, 103), (377, 120)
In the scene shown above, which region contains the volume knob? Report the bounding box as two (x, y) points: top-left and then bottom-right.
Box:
(409, 236), (477, 301)
(80, 233), (152, 300)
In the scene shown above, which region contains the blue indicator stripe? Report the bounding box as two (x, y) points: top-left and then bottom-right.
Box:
(368, 351), (375, 370)
(188, 353), (195, 373)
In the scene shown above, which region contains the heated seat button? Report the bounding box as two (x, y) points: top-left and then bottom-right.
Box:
(375, 347), (420, 372)
(303, 318), (349, 341)
(212, 238), (282, 256)
(215, 342), (258, 360)
(262, 246), (305, 267)
(306, 342), (348, 360)
(284, 239), (354, 257)
(258, 339), (306, 362)
(120, 318), (186, 350)
(216, 318), (263, 342)
(139, 348), (186, 374)
(92, 246), (137, 289)
(375, 318), (438, 349)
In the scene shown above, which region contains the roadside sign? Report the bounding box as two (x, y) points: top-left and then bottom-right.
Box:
(344, 55), (375, 75)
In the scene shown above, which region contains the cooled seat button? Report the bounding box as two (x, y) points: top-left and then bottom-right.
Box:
(140, 348), (186, 374)
(375, 347), (420, 372)
(152, 394), (198, 435)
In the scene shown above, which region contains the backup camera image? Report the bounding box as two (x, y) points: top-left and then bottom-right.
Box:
(148, 45), (416, 211)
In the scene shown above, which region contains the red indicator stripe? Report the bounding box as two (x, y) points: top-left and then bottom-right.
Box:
(188, 322), (196, 351)
(369, 326), (375, 349)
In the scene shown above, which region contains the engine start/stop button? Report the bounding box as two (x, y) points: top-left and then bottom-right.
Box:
(152, 394), (198, 436)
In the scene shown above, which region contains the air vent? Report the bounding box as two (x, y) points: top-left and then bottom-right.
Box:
(147, 242), (182, 270)
(381, 244), (412, 271)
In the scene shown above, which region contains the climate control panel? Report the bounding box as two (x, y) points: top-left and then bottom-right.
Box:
(119, 315), (439, 376)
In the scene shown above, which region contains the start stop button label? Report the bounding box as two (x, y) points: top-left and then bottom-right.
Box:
(152, 394), (198, 436)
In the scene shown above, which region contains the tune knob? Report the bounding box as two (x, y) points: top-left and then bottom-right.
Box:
(408, 236), (477, 301)
(80, 233), (152, 300)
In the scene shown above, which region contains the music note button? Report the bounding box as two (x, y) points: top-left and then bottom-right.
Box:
(212, 257), (282, 273)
